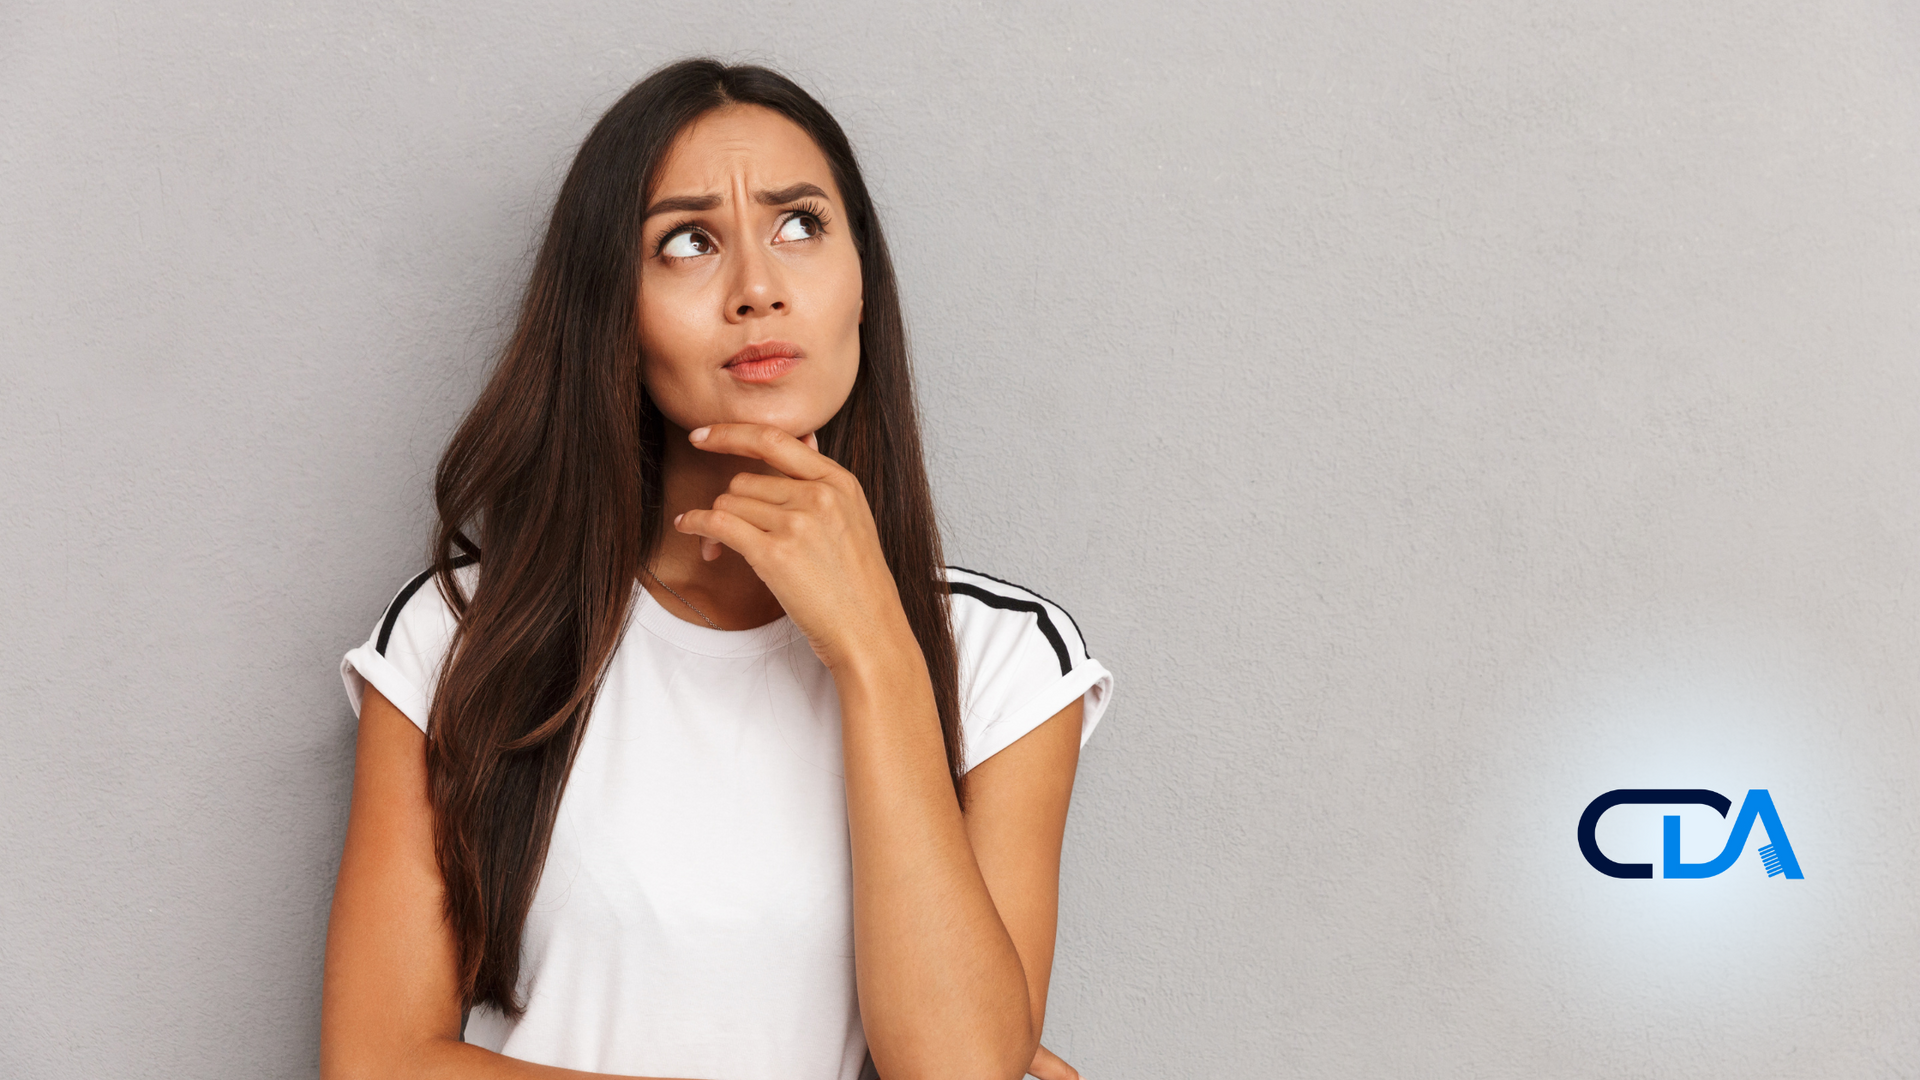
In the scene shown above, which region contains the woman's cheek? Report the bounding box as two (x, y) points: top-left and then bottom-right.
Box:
(638, 301), (709, 403)
(637, 347), (711, 431)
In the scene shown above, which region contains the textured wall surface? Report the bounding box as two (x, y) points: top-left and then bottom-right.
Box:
(5, 2), (1920, 1076)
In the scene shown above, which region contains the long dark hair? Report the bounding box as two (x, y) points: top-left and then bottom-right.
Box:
(424, 58), (960, 1016)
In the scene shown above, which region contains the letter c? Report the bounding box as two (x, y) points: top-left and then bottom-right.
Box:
(1578, 789), (1733, 878)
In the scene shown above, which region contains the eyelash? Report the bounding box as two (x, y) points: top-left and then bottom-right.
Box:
(787, 200), (832, 234)
(651, 201), (832, 259)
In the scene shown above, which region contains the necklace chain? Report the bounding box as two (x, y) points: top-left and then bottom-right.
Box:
(645, 566), (722, 631)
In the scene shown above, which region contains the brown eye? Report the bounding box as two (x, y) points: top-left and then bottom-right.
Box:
(774, 213), (820, 243)
(661, 229), (714, 258)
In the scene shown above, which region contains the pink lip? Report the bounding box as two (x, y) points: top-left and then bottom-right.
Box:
(724, 341), (803, 383)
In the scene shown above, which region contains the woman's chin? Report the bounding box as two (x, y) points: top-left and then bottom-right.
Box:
(673, 407), (834, 441)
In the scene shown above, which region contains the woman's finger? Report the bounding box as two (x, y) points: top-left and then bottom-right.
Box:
(1028, 1043), (1082, 1080)
(725, 470), (808, 506)
(673, 508), (768, 563)
(688, 423), (834, 481)
(709, 492), (784, 532)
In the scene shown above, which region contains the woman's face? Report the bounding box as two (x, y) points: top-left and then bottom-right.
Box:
(637, 104), (864, 438)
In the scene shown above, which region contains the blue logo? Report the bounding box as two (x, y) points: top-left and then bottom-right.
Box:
(1578, 789), (1803, 879)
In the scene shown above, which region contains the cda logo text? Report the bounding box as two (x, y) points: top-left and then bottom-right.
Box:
(1578, 789), (1803, 879)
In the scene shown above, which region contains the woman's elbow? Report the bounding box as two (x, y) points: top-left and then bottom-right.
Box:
(319, 1032), (456, 1080)
(875, 1022), (1037, 1080)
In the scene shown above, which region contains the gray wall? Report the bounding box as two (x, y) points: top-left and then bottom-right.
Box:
(5, 1), (1918, 1076)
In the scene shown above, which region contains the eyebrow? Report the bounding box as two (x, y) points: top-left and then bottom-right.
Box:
(642, 182), (831, 220)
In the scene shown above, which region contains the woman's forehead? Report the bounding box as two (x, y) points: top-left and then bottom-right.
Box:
(652, 104), (840, 202)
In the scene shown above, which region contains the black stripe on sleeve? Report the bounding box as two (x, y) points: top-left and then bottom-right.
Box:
(945, 581), (1072, 677)
(375, 556), (475, 656)
(946, 565), (1091, 659)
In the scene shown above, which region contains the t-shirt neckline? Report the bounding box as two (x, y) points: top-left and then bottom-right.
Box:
(631, 582), (804, 658)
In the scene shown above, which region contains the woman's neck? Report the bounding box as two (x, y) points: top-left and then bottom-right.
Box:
(645, 426), (788, 630)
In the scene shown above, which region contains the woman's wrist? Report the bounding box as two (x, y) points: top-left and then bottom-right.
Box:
(822, 604), (928, 687)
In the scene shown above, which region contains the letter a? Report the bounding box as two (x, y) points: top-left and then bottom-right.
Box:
(1663, 789), (1803, 879)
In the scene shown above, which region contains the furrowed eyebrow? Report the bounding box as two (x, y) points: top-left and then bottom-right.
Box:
(755, 182), (830, 206)
(642, 183), (831, 221)
(642, 193), (721, 219)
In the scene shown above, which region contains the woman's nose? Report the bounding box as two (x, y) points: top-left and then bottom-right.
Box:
(726, 244), (787, 320)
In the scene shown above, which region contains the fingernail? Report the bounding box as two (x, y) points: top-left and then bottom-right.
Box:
(689, 426), (709, 442)
(673, 513), (684, 527)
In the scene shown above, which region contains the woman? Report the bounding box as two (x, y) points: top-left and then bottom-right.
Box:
(323, 59), (1112, 1080)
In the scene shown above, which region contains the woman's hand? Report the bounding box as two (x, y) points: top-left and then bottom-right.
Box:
(672, 423), (912, 672)
(1028, 1043), (1083, 1079)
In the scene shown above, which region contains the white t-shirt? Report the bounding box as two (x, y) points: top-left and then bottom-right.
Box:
(339, 563), (1113, 1079)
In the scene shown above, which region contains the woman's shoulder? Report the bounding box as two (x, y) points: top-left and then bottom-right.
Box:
(942, 566), (1112, 773)
(942, 565), (1095, 678)
(340, 557), (478, 733)
(373, 557), (477, 652)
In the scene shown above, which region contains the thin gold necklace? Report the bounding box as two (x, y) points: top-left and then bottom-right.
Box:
(645, 566), (722, 630)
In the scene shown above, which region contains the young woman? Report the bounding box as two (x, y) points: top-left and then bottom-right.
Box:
(322, 59), (1112, 1080)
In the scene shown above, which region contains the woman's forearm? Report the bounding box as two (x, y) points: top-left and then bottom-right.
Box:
(833, 616), (1038, 1080)
(328, 1035), (696, 1080)
(421, 1040), (699, 1080)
